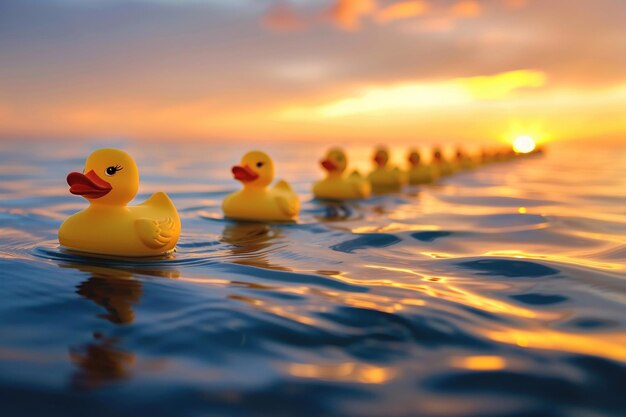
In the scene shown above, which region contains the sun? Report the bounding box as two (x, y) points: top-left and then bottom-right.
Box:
(512, 135), (536, 154)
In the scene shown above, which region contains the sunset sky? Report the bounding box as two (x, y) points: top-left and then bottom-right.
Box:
(1, 0), (625, 143)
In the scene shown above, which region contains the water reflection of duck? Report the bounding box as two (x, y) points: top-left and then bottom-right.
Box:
(61, 263), (179, 324)
(69, 332), (134, 390)
(221, 222), (291, 271)
(73, 267), (142, 324)
(59, 263), (179, 389)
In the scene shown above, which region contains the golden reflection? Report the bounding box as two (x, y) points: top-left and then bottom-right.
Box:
(327, 263), (626, 363)
(288, 362), (396, 384)
(228, 294), (317, 326)
(450, 355), (507, 371)
(485, 329), (626, 362)
(484, 250), (625, 272)
(221, 222), (291, 271)
(362, 264), (553, 319)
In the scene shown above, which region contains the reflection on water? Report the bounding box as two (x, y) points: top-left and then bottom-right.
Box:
(1, 141), (626, 416)
(69, 332), (134, 390)
(69, 265), (144, 324)
(59, 262), (179, 390)
(221, 222), (291, 271)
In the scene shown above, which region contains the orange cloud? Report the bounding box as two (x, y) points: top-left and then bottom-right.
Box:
(415, 17), (456, 32)
(328, 0), (377, 31)
(503, 0), (529, 9)
(262, 3), (307, 32)
(451, 0), (481, 17)
(376, 0), (429, 23)
(282, 70), (548, 118)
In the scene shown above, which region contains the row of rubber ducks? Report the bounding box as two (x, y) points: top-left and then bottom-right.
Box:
(58, 146), (540, 257)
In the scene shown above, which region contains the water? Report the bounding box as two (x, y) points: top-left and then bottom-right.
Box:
(1, 139), (625, 417)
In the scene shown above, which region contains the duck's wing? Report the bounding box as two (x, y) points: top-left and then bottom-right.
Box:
(273, 179), (294, 194)
(276, 196), (298, 218)
(135, 216), (177, 249)
(392, 167), (407, 182)
(273, 179), (299, 217)
(347, 170), (370, 198)
(142, 192), (176, 210)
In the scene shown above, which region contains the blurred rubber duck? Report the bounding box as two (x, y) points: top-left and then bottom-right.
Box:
(59, 148), (181, 257)
(406, 149), (438, 185)
(313, 147), (371, 200)
(367, 147), (406, 192)
(432, 147), (456, 176)
(455, 147), (476, 170)
(222, 150), (300, 222)
(480, 148), (494, 164)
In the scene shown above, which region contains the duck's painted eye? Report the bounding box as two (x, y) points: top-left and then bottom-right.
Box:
(256, 162), (264, 168)
(105, 165), (123, 176)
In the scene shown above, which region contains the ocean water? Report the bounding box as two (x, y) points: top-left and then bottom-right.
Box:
(1, 139), (625, 417)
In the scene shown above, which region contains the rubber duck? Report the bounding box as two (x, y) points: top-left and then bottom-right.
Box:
(367, 147), (406, 193)
(406, 149), (438, 185)
(480, 148), (494, 164)
(432, 147), (456, 176)
(313, 147), (371, 200)
(59, 148), (181, 257)
(455, 147), (476, 170)
(222, 150), (300, 222)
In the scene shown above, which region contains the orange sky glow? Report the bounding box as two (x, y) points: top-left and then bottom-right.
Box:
(0, 0), (625, 144)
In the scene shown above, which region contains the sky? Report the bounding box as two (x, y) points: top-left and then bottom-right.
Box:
(0, 0), (625, 144)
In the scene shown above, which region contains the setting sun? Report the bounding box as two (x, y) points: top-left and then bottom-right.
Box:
(513, 135), (537, 154)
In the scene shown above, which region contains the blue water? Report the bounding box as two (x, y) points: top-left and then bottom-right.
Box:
(1, 139), (625, 417)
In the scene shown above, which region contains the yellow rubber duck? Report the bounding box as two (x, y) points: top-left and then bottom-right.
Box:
(480, 148), (494, 164)
(432, 147), (456, 176)
(59, 148), (181, 257)
(455, 147), (477, 170)
(406, 149), (439, 185)
(313, 147), (371, 200)
(222, 150), (300, 222)
(367, 147), (406, 193)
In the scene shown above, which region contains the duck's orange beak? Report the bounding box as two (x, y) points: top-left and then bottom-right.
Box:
(321, 158), (338, 172)
(67, 170), (112, 199)
(232, 165), (258, 182)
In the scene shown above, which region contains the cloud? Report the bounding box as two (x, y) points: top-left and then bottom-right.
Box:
(0, 0), (626, 142)
(327, 0), (377, 31)
(283, 70), (547, 118)
(503, 0), (528, 10)
(451, 0), (481, 18)
(375, 1), (429, 24)
(261, 3), (307, 32)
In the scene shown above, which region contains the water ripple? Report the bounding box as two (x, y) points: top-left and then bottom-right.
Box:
(1, 142), (625, 417)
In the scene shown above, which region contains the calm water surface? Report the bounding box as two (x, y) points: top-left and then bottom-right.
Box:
(1, 139), (625, 417)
